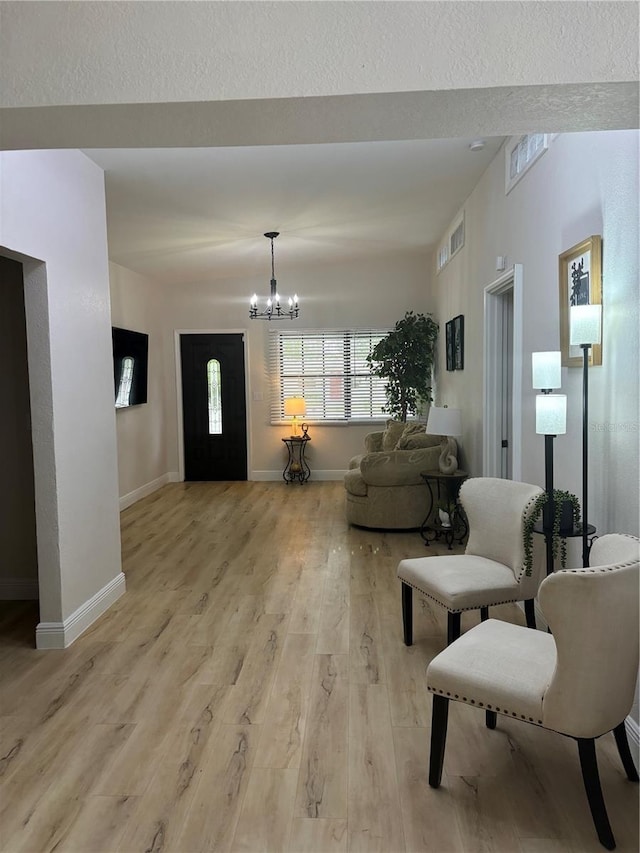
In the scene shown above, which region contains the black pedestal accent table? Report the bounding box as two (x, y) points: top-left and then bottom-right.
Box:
(533, 521), (597, 574)
(420, 470), (469, 549)
(282, 436), (311, 484)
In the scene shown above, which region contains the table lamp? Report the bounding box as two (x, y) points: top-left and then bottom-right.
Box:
(426, 407), (462, 474)
(284, 396), (306, 436)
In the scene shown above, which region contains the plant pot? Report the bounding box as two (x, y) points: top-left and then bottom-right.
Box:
(542, 499), (574, 535)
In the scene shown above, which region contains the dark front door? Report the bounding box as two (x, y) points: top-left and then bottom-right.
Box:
(180, 333), (247, 481)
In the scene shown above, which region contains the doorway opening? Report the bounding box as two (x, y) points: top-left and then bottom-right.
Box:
(0, 256), (39, 643)
(483, 265), (523, 480)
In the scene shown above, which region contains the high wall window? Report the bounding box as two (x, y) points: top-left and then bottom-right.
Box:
(436, 211), (464, 273)
(269, 329), (389, 423)
(505, 133), (549, 194)
(207, 359), (222, 434)
(115, 356), (134, 408)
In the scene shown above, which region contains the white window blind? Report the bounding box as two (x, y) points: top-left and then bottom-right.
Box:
(269, 329), (389, 422)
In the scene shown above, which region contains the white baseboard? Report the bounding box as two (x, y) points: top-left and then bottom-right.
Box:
(120, 472), (177, 510)
(0, 578), (39, 600)
(251, 469), (347, 482)
(36, 572), (126, 649)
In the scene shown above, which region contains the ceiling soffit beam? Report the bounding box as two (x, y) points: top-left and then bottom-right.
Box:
(1, 83), (638, 151)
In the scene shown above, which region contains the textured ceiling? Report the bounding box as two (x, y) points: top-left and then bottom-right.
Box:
(4, 2), (637, 286)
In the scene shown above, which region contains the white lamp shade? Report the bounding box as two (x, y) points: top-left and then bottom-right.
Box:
(284, 397), (306, 417)
(532, 351), (561, 390)
(426, 406), (462, 436)
(570, 304), (602, 345)
(535, 394), (567, 435)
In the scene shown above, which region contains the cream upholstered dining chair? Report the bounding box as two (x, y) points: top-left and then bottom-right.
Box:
(397, 477), (544, 645)
(426, 533), (640, 851)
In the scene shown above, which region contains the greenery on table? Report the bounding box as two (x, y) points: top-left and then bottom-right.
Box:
(367, 311), (439, 421)
(523, 489), (581, 576)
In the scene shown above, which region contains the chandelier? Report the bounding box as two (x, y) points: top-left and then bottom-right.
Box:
(249, 232), (299, 320)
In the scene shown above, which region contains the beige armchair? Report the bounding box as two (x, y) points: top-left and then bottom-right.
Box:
(426, 532), (640, 850)
(397, 477), (545, 644)
(344, 422), (445, 529)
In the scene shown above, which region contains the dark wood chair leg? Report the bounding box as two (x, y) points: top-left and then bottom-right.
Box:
(613, 722), (639, 782)
(480, 606), (489, 622)
(429, 694), (449, 788)
(447, 612), (461, 645)
(577, 737), (616, 850)
(485, 710), (497, 729)
(524, 598), (536, 629)
(401, 583), (413, 646)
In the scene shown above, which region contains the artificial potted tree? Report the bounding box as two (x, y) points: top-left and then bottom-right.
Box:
(367, 311), (439, 421)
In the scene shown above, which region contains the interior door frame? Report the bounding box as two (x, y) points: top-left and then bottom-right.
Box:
(174, 329), (251, 482)
(483, 264), (523, 480)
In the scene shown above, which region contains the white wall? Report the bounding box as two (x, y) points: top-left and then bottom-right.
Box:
(432, 129), (640, 735)
(161, 250), (432, 478)
(432, 130), (639, 541)
(109, 262), (170, 503)
(0, 150), (123, 634)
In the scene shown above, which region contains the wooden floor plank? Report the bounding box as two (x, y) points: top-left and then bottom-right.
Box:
(230, 767), (299, 851)
(349, 593), (385, 685)
(174, 723), (259, 853)
(294, 654), (349, 819)
(348, 683), (405, 852)
(287, 818), (348, 852)
(393, 726), (465, 852)
(253, 632), (316, 769)
(0, 481), (636, 853)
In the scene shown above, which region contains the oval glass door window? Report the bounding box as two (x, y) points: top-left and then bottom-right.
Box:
(207, 359), (223, 434)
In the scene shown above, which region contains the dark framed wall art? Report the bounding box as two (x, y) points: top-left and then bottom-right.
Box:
(445, 320), (454, 371)
(453, 314), (464, 370)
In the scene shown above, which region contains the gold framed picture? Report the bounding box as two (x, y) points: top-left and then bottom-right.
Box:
(559, 235), (602, 368)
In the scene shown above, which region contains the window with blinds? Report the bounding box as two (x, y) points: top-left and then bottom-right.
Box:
(269, 329), (389, 422)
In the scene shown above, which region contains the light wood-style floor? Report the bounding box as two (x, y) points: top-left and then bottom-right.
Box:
(0, 481), (638, 853)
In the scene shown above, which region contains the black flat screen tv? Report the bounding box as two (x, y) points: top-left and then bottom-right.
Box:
(112, 327), (149, 408)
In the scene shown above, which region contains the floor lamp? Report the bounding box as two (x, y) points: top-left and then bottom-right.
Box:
(533, 352), (564, 576)
(570, 305), (602, 567)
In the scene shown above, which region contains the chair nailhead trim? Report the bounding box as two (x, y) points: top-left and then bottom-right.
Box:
(397, 578), (522, 613)
(427, 685), (542, 726)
